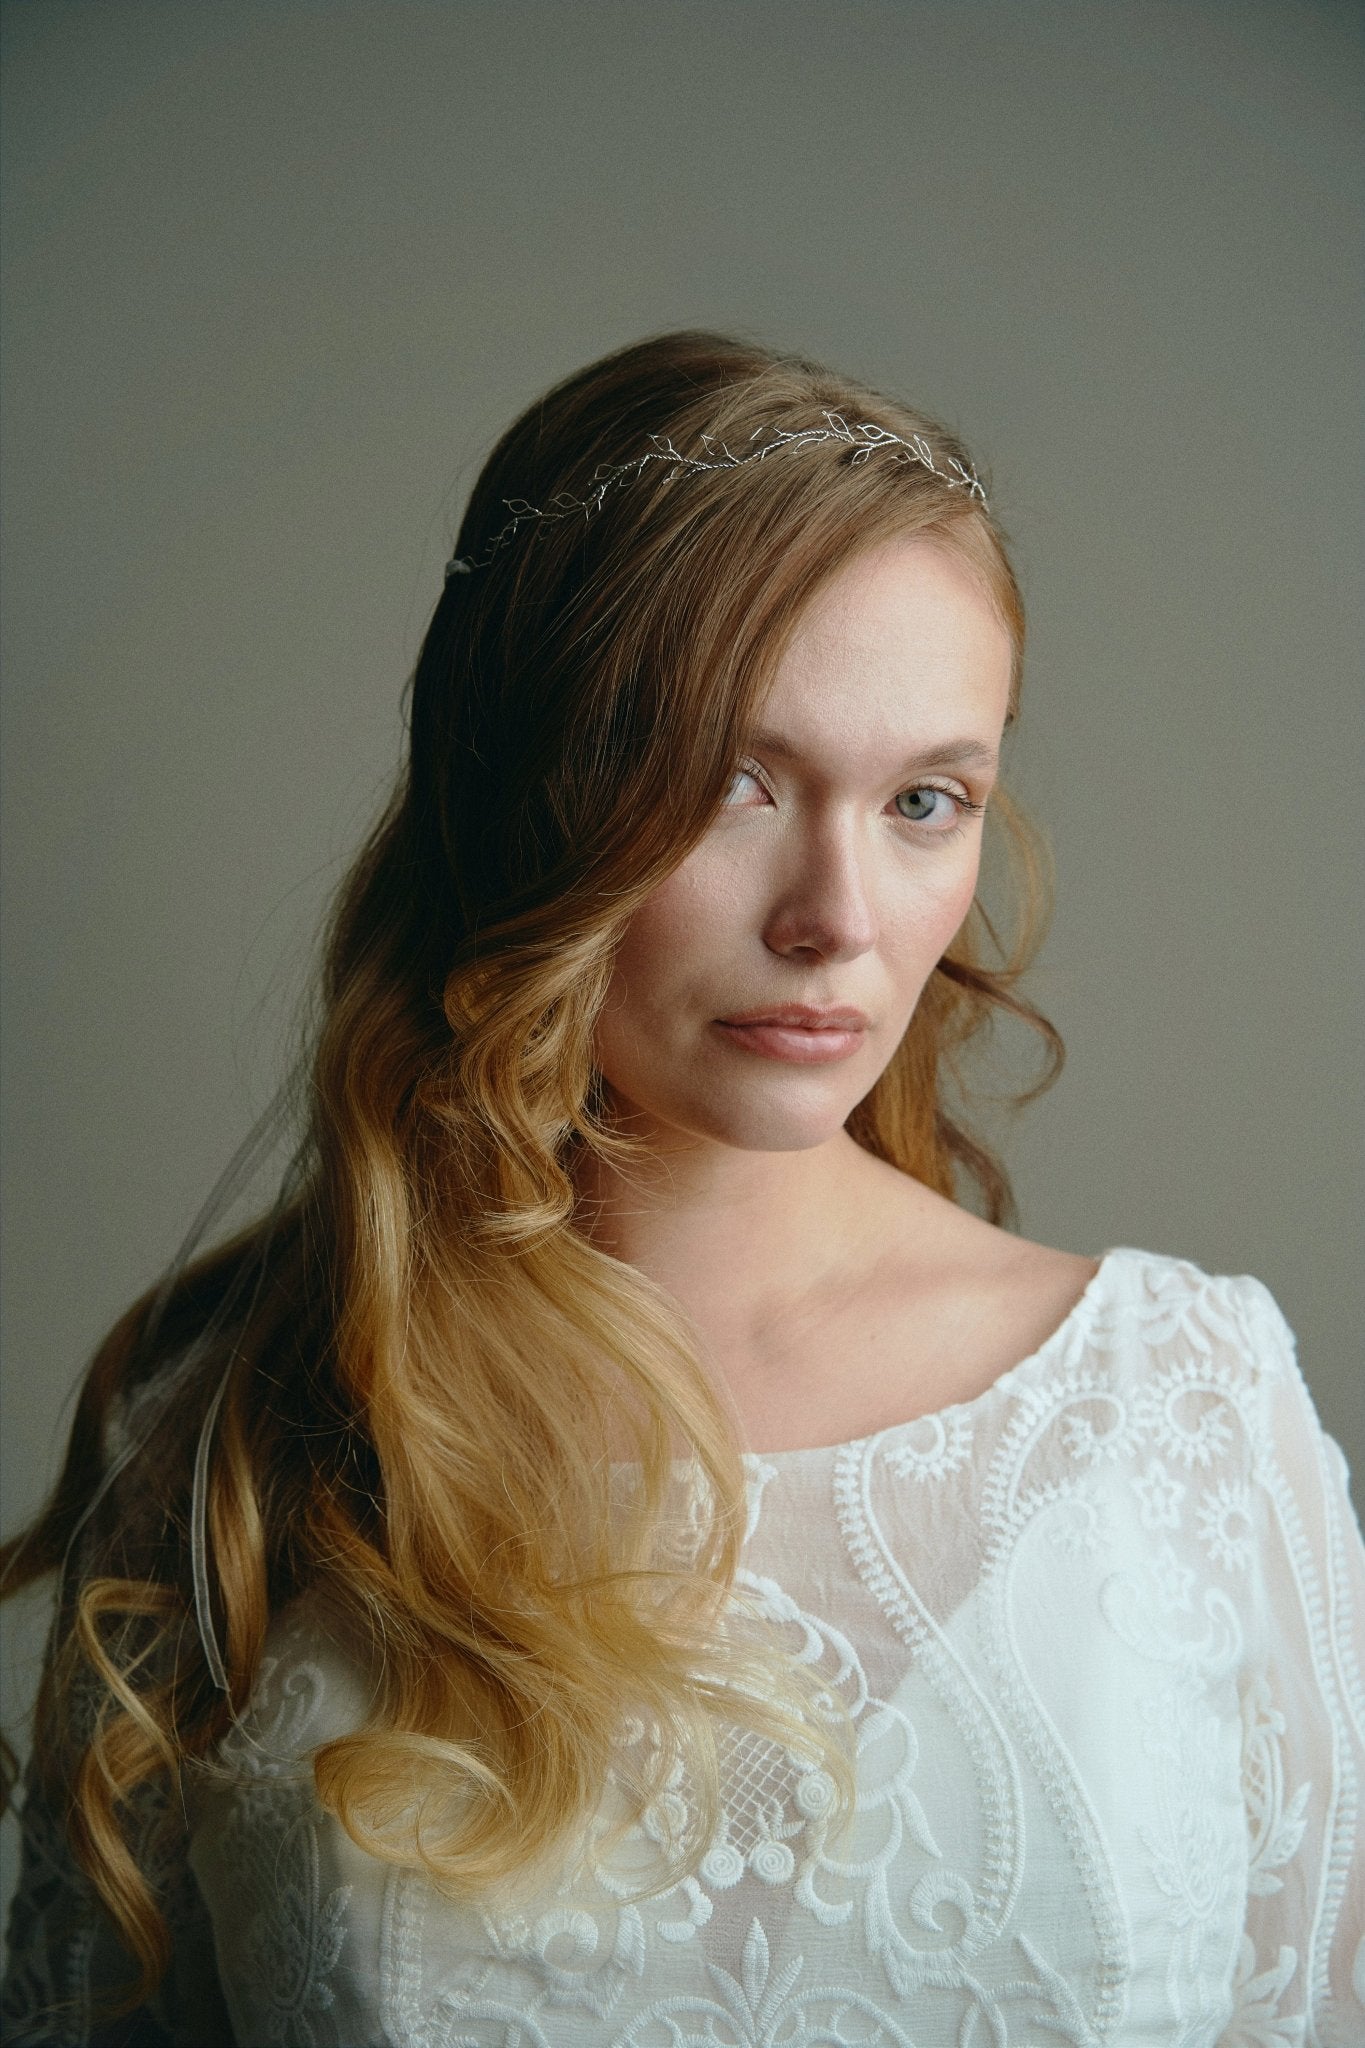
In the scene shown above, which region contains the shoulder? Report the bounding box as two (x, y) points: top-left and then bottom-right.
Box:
(869, 1168), (1303, 1413)
(985, 1249), (1345, 1557)
(209, 1594), (379, 1785)
(1065, 1248), (1311, 1468)
(980, 1227), (1297, 1381)
(1087, 1246), (1297, 1368)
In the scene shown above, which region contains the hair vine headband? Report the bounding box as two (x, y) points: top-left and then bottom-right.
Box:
(445, 411), (987, 577)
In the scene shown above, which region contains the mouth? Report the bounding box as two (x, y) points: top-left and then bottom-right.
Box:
(717, 1004), (870, 1030)
(713, 1005), (869, 1064)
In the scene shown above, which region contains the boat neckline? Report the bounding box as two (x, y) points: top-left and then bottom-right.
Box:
(611, 1244), (1141, 1471)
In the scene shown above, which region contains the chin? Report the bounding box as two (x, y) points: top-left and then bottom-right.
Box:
(600, 1068), (866, 1153)
(694, 1094), (858, 1153)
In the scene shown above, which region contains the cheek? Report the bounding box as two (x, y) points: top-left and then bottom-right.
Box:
(938, 858), (983, 941)
(608, 856), (742, 1008)
(594, 876), (722, 1105)
(892, 853), (982, 973)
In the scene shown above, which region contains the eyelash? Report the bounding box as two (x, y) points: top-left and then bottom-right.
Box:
(727, 760), (985, 836)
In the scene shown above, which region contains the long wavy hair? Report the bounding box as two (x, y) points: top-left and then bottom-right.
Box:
(1, 330), (1061, 2008)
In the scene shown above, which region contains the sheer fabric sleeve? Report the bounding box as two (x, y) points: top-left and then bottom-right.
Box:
(1235, 1278), (1365, 2048)
(1, 1755), (232, 2047)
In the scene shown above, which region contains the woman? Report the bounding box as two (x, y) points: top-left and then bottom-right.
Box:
(3, 331), (1362, 2045)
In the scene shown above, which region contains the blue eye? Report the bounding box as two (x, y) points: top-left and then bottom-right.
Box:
(894, 786), (958, 826)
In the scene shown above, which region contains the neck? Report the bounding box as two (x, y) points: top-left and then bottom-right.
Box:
(571, 1118), (886, 1347)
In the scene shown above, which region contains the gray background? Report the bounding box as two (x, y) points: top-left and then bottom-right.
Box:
(2, 0), (1361, 1925)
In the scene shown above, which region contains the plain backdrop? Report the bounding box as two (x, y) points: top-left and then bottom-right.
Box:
(2, 0), (1361, 1927)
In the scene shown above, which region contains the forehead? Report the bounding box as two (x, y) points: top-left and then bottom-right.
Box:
(756, 536), (1012, 766)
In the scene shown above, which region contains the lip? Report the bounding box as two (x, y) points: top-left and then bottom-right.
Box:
(717, 1004), (870, 1029)
(713, 1005), (869, 1065)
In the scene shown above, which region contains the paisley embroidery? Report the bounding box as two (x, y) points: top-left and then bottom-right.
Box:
(880, 1407), (974, 1483)
(1134, 1358), (1237, 1472)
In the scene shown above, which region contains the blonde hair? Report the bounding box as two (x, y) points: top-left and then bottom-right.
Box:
(2, 331), (1060, 2010)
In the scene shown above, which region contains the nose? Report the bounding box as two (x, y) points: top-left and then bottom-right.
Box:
(761, 814), (879, 962)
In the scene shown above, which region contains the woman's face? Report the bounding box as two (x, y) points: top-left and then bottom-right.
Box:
(594, 535), (1014, 1156)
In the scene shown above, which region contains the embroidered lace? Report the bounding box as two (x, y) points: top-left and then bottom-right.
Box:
(4, 1250), (1363, 2045)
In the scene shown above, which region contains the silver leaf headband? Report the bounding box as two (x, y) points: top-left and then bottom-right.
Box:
(445, 411), (987, 577)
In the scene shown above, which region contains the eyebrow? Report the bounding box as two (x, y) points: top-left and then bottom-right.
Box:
(746, 728), (1000, 777)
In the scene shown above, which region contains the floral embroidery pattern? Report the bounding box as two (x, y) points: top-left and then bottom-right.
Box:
(1045, 1479), (1112, 1557)
(619, 1917), (916, 2046)
(1132, 1457), (1185, 1531)
(1241, 1678), (1310, 1897)
(241, 1816), (352, 2046)
(1221, 1935), (1305, 2047)
(1197, 1479), (1256, 1573)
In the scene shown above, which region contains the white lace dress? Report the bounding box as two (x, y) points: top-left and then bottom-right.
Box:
(4, 1249), (1364, 2046)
